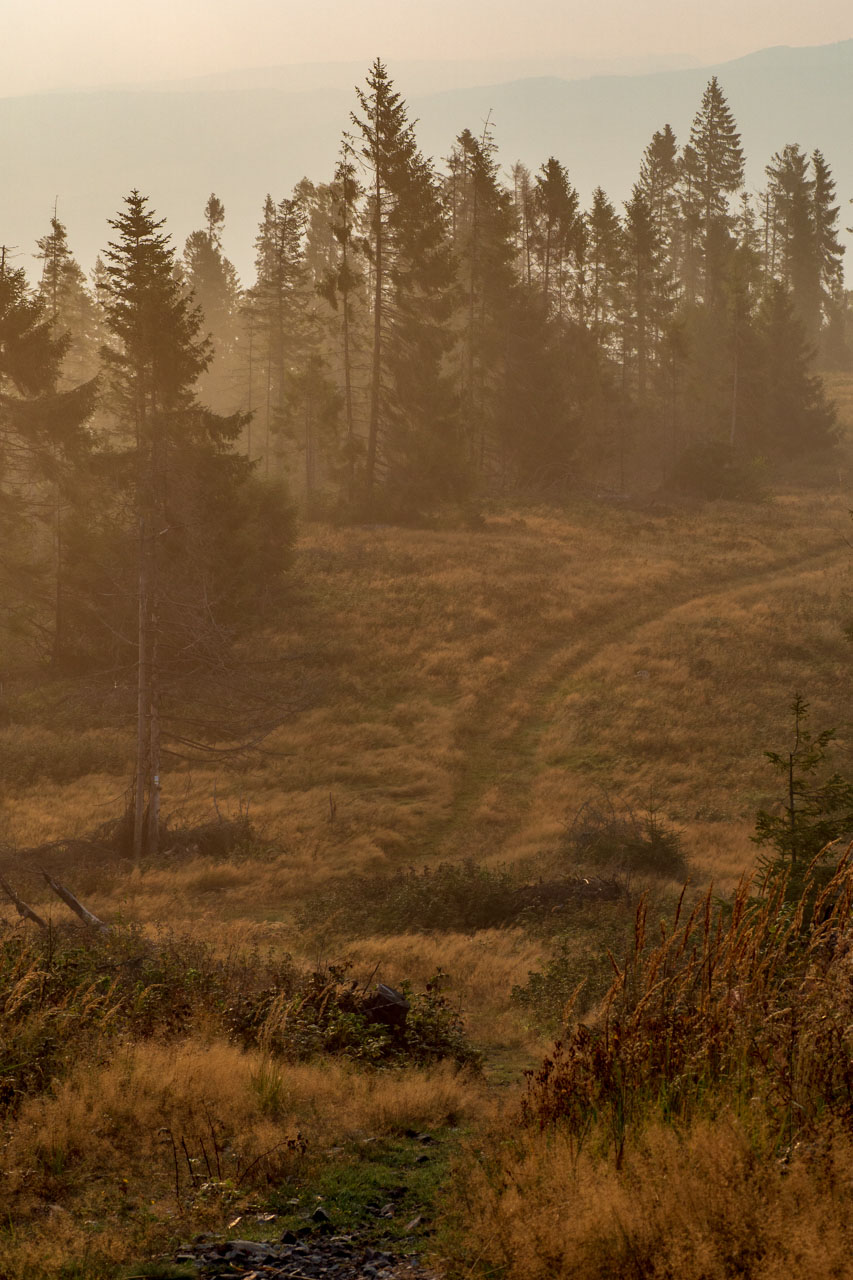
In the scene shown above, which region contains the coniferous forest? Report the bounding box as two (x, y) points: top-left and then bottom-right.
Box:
(4, 64), (848, 542)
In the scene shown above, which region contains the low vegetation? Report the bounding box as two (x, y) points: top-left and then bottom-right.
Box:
(448, 854), (853, 1280)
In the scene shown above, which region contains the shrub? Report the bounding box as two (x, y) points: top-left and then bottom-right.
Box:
(299, 861), (520, 934)
(666, 439), (768, 501)
(563, 797), (688, 881)
(753, 694), (853, 899)
(227, 962), (481, 1071)
(299, 860), (626, 936)
(0, 925), (478, 1118)
(511, 913), (633, 1030)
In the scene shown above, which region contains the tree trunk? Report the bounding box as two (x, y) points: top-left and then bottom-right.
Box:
(133, 511), (149, 864)
(341, 241), (355, 506)
(146, 616), (161, 858)
(365, 164), (383, 511)
(729, 338), (739, 448)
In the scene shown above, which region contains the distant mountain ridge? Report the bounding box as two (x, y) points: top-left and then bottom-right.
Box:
(1, 40), (851, 283)
(132, 52), (703, 95)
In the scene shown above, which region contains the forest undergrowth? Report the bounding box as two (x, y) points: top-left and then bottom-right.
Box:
(1, 449), (852, 1277)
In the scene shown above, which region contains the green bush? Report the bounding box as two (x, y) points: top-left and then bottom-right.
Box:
(226, 961), (479, 1069)
(511, 905), (637, 1030)
(512, 945), (615, 1029)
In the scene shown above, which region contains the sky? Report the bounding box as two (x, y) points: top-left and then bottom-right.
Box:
(2, 0), (852, 96)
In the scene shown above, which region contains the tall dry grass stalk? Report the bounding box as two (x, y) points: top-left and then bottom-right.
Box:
(524, 848), (853, 1148)
(448, 1115), (853, 1280)
(446, 850), (853, 1280)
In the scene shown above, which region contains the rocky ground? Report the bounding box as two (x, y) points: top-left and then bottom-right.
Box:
(173, 1232), (439, 1279)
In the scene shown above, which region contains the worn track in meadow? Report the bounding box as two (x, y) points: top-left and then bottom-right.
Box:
(429, 536), (847, 863)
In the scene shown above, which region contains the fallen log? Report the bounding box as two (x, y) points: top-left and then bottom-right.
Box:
(41, 872), (110, 933)
(0, 875), (48, 930)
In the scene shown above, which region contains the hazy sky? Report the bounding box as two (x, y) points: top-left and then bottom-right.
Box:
(2, 0), (852, 95)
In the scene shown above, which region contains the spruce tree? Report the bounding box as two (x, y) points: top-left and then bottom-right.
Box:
(447, 125), (517, 482)
(35, 215), (101, 386)
(637, 124), (680, 278)
(245, 193), (307, 478)
(510, 162), (535, 287)
(97, 191), (287, 861)
(314, 143), (365, 504)
(532, 157), (580, 316)
(764, 144), (820, 341)
(351, 59), (461, 514)
(811, 150), (846, 362)
(756, 283), (837, 456)
(621, 186), (671, 403)
(102, 192), (207, 858)
(681, 78), (744, 307)
(585, 188), (624, 349)
(183, 194), (243, 414)
(0, 250), (96, 662)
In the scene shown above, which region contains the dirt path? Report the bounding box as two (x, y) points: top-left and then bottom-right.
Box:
(432, 537), (847, 862)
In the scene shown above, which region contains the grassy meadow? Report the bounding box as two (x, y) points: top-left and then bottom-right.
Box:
(1, 394), (853, 1276)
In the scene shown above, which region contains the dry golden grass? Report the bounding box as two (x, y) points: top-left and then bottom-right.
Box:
(1, 1039), (485, 1279)
(445, 854), (853, 1279)
(3, 488), (849, 895)
(447, 1115), (853, 1280)
(1, 484), (850, 1024)
(339, 930), (548, 1051)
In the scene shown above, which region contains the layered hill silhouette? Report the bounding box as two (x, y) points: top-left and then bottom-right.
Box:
(1, 39), (851, 281)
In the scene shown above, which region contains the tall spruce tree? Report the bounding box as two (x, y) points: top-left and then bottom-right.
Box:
(36, 216), (101, 386)
(756, 283), (837, 456)
(621, 186), (671, 403)
(532, 157), (580, 317)
(681, 78), (744, 308)
(585, 187), (624, 349)
(764, 144), (820, 341)
(0, 249), (96, 662)
(183, 194), (243, 415)
(352, 59), (461, 514)
(637, 124), (680, 278)
(811, 149), (846, 362)
(510, 162), (535, 287)
(97, 191), (281, 861)
(447, 125), (517, 482)
(102, 193), (208, 858)
(314, 143), (366, 504)
(245, 193), (307, 478)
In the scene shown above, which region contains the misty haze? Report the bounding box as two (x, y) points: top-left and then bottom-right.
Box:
(2, 14), (853, 1280)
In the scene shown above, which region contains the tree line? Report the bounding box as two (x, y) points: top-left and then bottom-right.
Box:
(5, 64), (847, 522)
(181, 67), (849, 507)
(171, 65), (849, 504)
